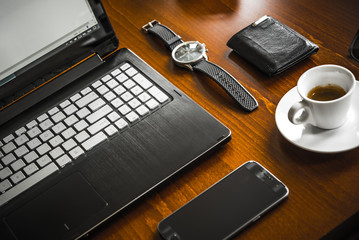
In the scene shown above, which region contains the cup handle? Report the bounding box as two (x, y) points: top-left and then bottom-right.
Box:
(288, 100), (315, 126)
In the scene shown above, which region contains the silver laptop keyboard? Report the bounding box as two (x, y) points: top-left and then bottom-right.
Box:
(0, 62), (170, 206)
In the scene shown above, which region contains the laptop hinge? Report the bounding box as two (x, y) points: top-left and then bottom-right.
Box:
(0, 53), (103, 126)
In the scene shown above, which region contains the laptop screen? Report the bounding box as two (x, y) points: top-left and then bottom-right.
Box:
(0, 0), (118, 126)
(0, 0), (99, 86)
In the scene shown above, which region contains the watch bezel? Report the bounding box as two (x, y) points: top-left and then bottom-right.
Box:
(171, 41), (207, 65)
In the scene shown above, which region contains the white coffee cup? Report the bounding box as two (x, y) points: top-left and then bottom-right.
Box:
(288, 64), (356, 129)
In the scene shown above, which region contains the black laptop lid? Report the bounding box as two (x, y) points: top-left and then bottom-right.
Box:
(0, 0), (118, 126)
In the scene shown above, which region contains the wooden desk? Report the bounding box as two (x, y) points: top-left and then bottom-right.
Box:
(90, 0), (359, 239)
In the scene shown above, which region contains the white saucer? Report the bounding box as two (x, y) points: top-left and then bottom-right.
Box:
(275, 82), (359, 153)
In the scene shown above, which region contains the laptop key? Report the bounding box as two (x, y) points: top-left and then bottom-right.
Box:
(74, 120), (89, 132)
(61, 128), (76, 139)
(10, 171), (25, 185)
(14, 145), (29, 158)
(52, 122), (66, 134)
(125, 67), (137, 77)
(63, 104), (78, 116)
(23, 163), (39, 176)
(76, 91), (98, 108)
(36, 143), (51, 156)
(120, 63), (131, 71)
(14, 135), (29, 146)
(125, 112), (139, 123)
(26, 120), (38, 129)
(136, 105), (150, 116)
(23, 151), (39, 164)
(48, 107), (59, 116)
(101, 74), (112, 81)
(106, 79), (119, 89)
(27, 137), (42, 150)
(104, 125), (118, 136)
(0, 167), (12, 180)
(110, 68), (121, 77)
(70, 93), (81, 102)
(97, 85), (110, 95)
(82, 132), (107, 151)
(119, 104), (131, 115)
(115, 119), (128, 130)
(37, 113), (48, 123)
(64, 115), (79, 126)
(0, 179), (12, 193)
(49, 135), (64, 148)
(148, 86), (169, 103)
(75, 131), (90, 143)
(89, 98), (106, 111)
(123, 79), (136, 89)
(15, 127), (27, 136)
(3, 134), (15, 143)
(138, 92), (151, 103)
(2, 153), (16, 166)
(120, 91), (134, 102)
(131, 85), (144, 96)
(113, 85), (126, 95)
(39, 119), (54, 131)
(59, 100), (71, 109)
(36, 155), (51, 168)
(27, 126), (41, 138)
(10, 160), (26, 172)
(87, 118), (110, 135)
(107, 112), (121, 122)
(0, 163), (58, 206)
(146, 99), (160, 110)
(104, 91), (116, 101)
(62, 139), (77, 151)
(69, 146), (85, 159)
(49, 147), (64, 159)
(110, 98), (124, 108)
(92, 80), (102, 88)
(76, 107), (91, 119)
(80, 87), (92, 96)
(51, 111), (66, 123)
(133, 73), (152, 89)
(86, 105), (112, 124)
(56, 154), (72, 168)
(115, 73), (128, 83)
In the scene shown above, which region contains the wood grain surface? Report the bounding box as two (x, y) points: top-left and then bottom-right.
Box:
(88, 0), (359, 239)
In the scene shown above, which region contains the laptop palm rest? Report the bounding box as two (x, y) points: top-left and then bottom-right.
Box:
(4, 173), (107, 240)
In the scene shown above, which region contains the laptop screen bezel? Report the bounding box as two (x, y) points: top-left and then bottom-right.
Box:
(0, 0), (118, 126)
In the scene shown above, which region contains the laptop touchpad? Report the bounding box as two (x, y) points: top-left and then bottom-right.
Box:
(4, 172), (107, 240)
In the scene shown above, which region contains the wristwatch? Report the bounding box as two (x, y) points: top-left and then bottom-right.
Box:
(142, 20), (258, 111)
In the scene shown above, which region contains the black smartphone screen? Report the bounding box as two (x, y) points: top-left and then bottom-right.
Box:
(157, 161), (289, 240)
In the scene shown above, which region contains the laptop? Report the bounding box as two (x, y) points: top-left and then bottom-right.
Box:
(0, 0), (231, 239)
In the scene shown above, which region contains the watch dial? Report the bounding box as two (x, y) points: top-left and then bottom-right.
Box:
(174, 42), (204, 63)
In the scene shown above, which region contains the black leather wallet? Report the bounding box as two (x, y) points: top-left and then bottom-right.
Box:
(227, 15), (319, 76)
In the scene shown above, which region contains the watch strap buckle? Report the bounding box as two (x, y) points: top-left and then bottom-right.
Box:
(142, 20), (160, 32)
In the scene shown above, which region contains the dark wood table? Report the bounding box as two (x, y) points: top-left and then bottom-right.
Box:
(89, 0), (359, 239)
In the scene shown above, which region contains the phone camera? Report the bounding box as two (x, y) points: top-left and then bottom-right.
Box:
(168, 233), (181, 240)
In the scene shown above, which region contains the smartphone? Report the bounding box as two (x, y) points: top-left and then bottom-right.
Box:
(157, 161), (289, 240)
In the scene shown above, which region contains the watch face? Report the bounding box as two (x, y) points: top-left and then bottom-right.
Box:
(172, 41), (206, 64)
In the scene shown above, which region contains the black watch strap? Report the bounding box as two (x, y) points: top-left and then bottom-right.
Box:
(143, 20), (258, 111)
(142, 20), (183, 51)
(193, 60), (258, 111)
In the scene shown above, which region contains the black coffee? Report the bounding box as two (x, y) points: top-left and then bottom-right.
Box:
(307, 84), (346, 101)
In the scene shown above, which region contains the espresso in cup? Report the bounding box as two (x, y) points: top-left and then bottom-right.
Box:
(288, 65), (356, 129)
(307, 84), (347, 101)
